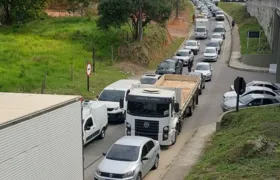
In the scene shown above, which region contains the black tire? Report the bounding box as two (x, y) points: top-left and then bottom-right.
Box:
(136, 173), (142, 180)
(203, 84), (206, 89)
(98, 128), (106, 139)
(152, 155), (159, 170)
(187, 106), (193, 117)
(199, 88), (202, 95)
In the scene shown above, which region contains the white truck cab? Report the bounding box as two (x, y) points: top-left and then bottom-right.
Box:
(82, 100), (108, 145)
(97, 79), (140, 123)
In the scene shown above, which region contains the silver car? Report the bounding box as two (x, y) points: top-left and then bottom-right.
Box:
(222, 94), (280, 112)
(223, 86), (280, 102)
(94, 136), (161, 180)
(194, 62), (213, 81)
(230, 80), (280, 91)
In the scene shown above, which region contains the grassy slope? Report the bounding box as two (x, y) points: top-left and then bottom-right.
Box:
(186, 106), (280, 180)
(219, 3), (271, 54)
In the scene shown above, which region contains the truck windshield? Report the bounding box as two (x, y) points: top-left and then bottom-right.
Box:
(98, 90), (125, 102)
(127, 101), (170, 117)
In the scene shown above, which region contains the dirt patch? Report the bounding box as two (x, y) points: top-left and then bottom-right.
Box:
(114, 61), (145, 76)
(45, 10), (82, 17)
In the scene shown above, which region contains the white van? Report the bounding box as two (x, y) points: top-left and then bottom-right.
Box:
(195, 26), (208, 39)
(97, 79), (140, 123)
(82, 100), (108, 145)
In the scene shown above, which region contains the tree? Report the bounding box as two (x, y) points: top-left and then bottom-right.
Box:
(97, 0), (172, 40)
(0, 0), (48, 24)
(66, 0), (91, 16)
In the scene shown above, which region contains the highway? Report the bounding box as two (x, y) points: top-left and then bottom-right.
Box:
(83, 8), (275, 180)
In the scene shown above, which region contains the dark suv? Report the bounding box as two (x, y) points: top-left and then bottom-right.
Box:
(155, 59), (183, 75)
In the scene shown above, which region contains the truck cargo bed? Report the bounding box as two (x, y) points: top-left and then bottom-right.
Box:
(155, 74), (200, 110)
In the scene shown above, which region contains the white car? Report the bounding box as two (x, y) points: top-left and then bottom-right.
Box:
(203, 47), (218, 62)
(95, 136), (161, 180)
(223, 86), (280, 102)
(230, 80), (280, 91)
(174, 49), (194, 66)
(211, 33), (223, 45)
(184, 40), (200, 55)
(194, 62), (213, 81)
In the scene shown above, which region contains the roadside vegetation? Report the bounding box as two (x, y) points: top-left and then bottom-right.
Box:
(0, 0), (194, 99)
(186, 106), (280, 179)
(219, 2), (271, 54)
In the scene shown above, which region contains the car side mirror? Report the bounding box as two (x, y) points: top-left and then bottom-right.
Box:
(174, 102), (180, 113)
(102, 152), (106, 156)
(141, 157), (149, 161)
(85, 126), (91, 131)
(96, 95), (99, 99)
(119, 98), (124, 109)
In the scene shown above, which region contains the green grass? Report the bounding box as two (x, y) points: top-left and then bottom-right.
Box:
(186, 106), (280, 180)
(0, 17), (134, 99)
(219, 3), (271, 54)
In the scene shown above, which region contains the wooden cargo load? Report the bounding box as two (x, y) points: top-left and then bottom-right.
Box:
(155, 74), (200, 108)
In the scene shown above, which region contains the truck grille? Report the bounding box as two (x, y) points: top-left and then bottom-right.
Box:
(135, 119), (159, 140)
(100, 172), (123, 178)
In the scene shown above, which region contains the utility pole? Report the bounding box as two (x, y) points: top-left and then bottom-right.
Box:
(138, 0), (143, 41)
(176, 0), (179, 19)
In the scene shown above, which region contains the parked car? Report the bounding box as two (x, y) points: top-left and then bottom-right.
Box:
(222, 94), (280, 112)
(213, 26), (226, 39)
(188, 71), (206, 94)
(140, 74), (162, 85)
(174, 49), (194, 66)
(230, 80), (280, 91)
(223, 86), (280, 102)
(184, 40), (200, 55)
(203, 47), (218, 62)
(94, 136), (161, 180)
(155, 59), (183, 75)
(194, 62), (213, 81)
(206, 40), (221, 54)
(211, 33), (223, 45)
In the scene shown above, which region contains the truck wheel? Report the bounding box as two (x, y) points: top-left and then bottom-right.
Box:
(99, 128), (106, 139)
(187, 106), (193, 117)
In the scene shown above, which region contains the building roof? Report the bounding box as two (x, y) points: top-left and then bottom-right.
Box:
(0, 92), (81, 127)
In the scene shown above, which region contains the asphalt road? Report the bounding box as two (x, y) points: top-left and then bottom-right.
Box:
(83, 12), (275, 180)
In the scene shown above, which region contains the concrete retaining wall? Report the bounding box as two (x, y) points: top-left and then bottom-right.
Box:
(246, 0), (280, 49)
(241, 54), (275, 67)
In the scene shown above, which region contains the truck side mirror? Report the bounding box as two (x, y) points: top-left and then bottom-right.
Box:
(96, 95), (99, 99)
(119, 98), (124, 109)
(102, 152), (106, 156)
(174, 103), (180, 113)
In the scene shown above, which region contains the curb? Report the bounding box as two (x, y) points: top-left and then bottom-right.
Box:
(222, 9), (269, 73)
(215, 110), (234, 131)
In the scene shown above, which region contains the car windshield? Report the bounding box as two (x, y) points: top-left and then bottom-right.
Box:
(196, 28), (205, 32)
(98, 90), (125, 102)
(205, 49), (216, 53)
(196, 64), (209, 70)
(217, 11), (223, 15)
(207, 42), (219, 47)
(186, 42), (196, 46)
(106, 144), (140, 162)
(176, 51), (189, 56)
(158, 61), (175, 69)
(127, 101), (170, 117)
(140, 77), (157, 85)
(239, 95), (254, 104)
(214, 28), (224, 33)
(212, 34), (221, 38)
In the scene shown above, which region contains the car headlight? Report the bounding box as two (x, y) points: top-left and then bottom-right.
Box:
(163, 126), (169, 132)
(96, 168), (101, 175)
(206, 73), (211, 76)
(123, 170), (135, 178)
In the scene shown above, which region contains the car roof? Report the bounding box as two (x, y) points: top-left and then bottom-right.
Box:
(249, 93), (276, 99)
(141, 74), (161, 78)
(178, 49), (191, 52)
(208, 40), (219, 44)
(205, 47), (216, 50)
(197, 62), (210, 66)
(105, 79), (140, 90)
(114, 136), (150, 146)
(247, 86), (274, 92)
(164, 58), (176, 63)
(212, 33), (222, 36)
(251, 80), (273, 85)
(186, 40), (197, 43)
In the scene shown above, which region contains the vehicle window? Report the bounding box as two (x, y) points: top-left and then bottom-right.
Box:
(186, 42), (196, 46)
(140, 78), (157, 85)
(195, 64), (209, 70)
(262, 99), (274, 105)
(196, 28), (206, 32)
(212, 34), (221, 38)
(249, 90), (264, 94)
(176, 51), (189, 56)
(158, 61), (175, 69)
(214, 28), (225, 33)
(249, 99), (262, 106)
(205, 49), (216, 53)
(98, 90), (126, 102)
(146, 140), (155, 152)
(265, 84), (277, 90)
(207, 42), (219, 47)
(106, 144), (140, 162)
(255, 84), (263, 87)
(127, 101), (170, 118)
(141, 145), (148, 158)
(264, 91), (276, 96)
(239, 95), (254, 104)
(84, 118), (93, 130)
